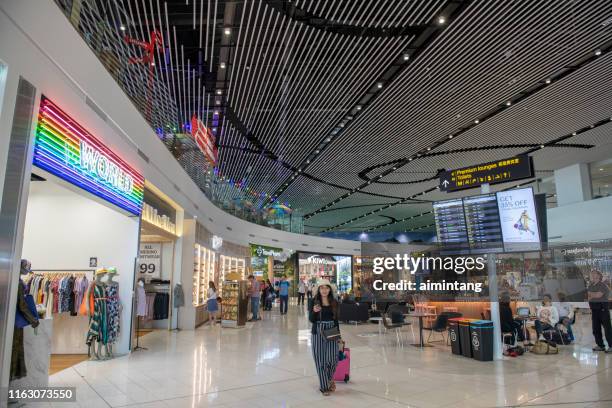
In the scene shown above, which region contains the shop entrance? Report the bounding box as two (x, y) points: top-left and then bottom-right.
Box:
(14, 169), (140, 384)
(133, 184), (183, 342)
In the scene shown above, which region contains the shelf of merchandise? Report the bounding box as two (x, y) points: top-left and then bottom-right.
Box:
(220, 255), (246, 286)
(193, 244), (215, 306)
(221, 281), (239, 327)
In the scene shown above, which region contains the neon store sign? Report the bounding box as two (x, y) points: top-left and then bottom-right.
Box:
(33, 96), (144, 215)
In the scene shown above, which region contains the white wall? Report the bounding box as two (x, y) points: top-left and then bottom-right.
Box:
(0, 1), (360, 257)
(22, 178), (139, 354)
(547, 195), (612, 243)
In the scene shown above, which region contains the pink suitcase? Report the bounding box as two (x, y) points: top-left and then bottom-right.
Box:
(334, 347), (350, 383)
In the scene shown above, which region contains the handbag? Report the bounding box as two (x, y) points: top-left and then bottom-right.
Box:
(15, 294), (38, 328)
(319, 309), (341, 341)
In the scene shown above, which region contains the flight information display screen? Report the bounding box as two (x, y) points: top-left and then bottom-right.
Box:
(433, 199), (469, 251)
(463, 194), (503, 253)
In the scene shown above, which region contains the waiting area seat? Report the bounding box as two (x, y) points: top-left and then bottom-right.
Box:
(338, 302), (369, 323)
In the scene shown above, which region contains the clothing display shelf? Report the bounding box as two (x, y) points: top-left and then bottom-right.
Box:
(193, 244), (215, 307)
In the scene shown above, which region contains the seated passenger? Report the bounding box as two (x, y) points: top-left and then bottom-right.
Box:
(554, 291), (575, 342)
(499, 293), (529, 345)
(534, 294), (559, 340)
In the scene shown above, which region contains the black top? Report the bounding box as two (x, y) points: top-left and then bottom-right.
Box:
(588, 281), (610, 309)
(309, 303), (339, 334)
(499, 303), (515, 332)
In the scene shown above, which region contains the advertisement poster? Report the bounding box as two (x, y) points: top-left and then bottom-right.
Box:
(139, 242), (162, 279)
(496, 188), (541, 252)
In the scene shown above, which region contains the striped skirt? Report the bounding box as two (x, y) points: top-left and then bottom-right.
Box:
(311, 321), (339, 392)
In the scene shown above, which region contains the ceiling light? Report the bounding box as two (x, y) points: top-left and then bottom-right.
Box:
(437, 16), (446, 25)
(403, 53), (410, 61)
(595, 49), (602, 56)
(377, 82), (383, 89)
(572, 132), (577, 136)
(215, 100), (221, 105)
(474, 119), (480, 124)
(224, 28), (232, 36)
(306, 159), (310, 164)
(448, 135), (453, 139)
(150, 62), (155, 66)
(393, 167), (397, 170)
(120, 25), (126, 31)
(325, 137), (331, 142)
(356, 105), (362, 110)
(426, 147), (431, 151)
(600, 168), (604, 171)
(505, 101), (512, 106)
(220, 62), (226, 69)
(590, 124), (595, 128)
(214, 110), (219, 115)
(545, 78), (551, 84)
(540, 144), (545, 149)
(216, 90), (222, 95)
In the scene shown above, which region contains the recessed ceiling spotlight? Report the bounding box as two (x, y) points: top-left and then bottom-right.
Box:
(540, 144), (545, 149)
(572, 132), (577, 136)
(595, 49), (602, 56)
(505, 101), (512, 106)
(216, 90), (222, 95)
(590, 124), (595, 128)
(306, 159), (310, 163)
(325, 137), (331, 142)
(393, 167), (397, 170)
(315, 150), (320, 154)
(224, 27), (232, 36)
(120, 25), (126, 31)
(356, 105), (362, 110)
(600, 168), (605, 171)
(545, 78), (551, 84)
(426, 147), (431, 151)
(150, 62), (155, 66)
(214, 110), (219, 115)
(474, 119), (480, 124)
(377, 82), (383, 89)
(437, 16), (446, 25)
(403, 53), (410, 61)
(409, 157), (413, 161)
(220, 62), (226, 69)
(215, 100), (221, 105)
(448, 135), (453, 139)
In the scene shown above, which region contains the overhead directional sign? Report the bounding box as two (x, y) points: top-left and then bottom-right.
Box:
(439, 155), (534, 192)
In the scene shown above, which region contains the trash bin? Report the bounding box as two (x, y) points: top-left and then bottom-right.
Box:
(470, 320), (494, 362)
(448, 318), (462, 355)
(458, 319), (475, 358)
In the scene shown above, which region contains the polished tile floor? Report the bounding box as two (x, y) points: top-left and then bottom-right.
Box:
(23, 305), (612, 408)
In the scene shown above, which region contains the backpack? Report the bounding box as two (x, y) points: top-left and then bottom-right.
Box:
(531, 340), (558, 355)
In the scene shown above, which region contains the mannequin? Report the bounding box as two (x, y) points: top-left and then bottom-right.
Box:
(87, 268), (109, 360)
(105, 267), (120, 358)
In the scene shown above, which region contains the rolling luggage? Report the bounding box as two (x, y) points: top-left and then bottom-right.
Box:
(334, 347), (350, 383)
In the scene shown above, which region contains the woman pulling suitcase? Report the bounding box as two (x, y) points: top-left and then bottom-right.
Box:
(309, 279), (342, 395)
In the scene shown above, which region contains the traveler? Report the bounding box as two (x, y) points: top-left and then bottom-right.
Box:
(278, 276), (290, 315)
(341, 293), (356, 305)
(263, 279), (274, 310)
(555, 291), (575, 342)
(534, 294), (559, 340)
(309, 279), (340, 396)
(247, 275), (261, 321)
(499, 292), (528, 345)
(588, 269), (611, 352)
(298, 279), (306, 306)
(207, 281), (218, 325)
(306, 281), (313, 300)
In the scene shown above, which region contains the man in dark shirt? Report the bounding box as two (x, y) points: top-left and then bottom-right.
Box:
(588, 270), (611, 352)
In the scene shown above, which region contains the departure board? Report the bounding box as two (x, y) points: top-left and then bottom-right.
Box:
(433, 199), (468, 251)
(463, 194), (503, 253)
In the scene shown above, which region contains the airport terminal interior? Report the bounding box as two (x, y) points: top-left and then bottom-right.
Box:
(0, 1), (612, 407)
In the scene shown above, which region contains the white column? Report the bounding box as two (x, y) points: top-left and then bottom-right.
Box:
(481, 184), (503, 360)
(554, 163), (592, 206)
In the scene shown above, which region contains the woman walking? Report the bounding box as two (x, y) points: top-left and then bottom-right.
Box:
(309, 279), (340, 395)
(207, 281), (218, 325)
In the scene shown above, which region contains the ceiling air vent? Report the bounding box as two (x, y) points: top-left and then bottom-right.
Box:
(137, 149), (150, 163)
(85, 96), (107, 122)
(226, 226), (233, 231)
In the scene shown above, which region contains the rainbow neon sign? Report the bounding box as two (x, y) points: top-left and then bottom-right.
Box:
(33, 96), (144, 215)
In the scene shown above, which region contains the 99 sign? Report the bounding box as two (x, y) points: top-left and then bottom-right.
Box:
(139, 263), (156, 274)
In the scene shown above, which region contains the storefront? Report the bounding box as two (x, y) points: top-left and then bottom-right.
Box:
(297, 251), (353, 294)
(133, 183), (184, 341)
(180, 220), (249, 328)
(11, 96), (143, 387)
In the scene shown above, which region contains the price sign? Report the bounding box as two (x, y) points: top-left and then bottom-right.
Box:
(139, 243), (162, 278)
